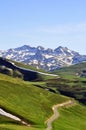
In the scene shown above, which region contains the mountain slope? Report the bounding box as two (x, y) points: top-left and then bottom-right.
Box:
(48, 62), (86, 104)
(0, 57), (58, 82)
(1, 45), (86, 71)
(0, 73), (68, 129)
(0, 57), (40, 81)
(52, 62), (86, 77)
(0, 73), (86, 130)
(52, 104), (86, 130)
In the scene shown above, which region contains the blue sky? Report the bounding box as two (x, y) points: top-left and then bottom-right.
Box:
(0, 0), (86, 54)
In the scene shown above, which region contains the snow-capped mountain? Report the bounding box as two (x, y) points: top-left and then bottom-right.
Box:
(0, 45), (86, 71)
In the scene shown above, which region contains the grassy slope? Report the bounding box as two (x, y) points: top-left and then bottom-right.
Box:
(0, 73), (68, 130)
(9, 59), (45, 73)
(52, 103), (86, 130)
(52, 62), (86, 77)
(50, 63), (86, 129)
(0, 116), (43, 130)
(8, 58), (58, 81)
(0, 104), (86, 130)
(0, 60), (86, 130)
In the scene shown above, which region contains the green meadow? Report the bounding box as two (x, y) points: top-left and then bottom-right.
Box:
(0, 73), (68, 129)
(52, 62), (86, 77)
(0, 61), (86, 130)
(52, 103), (86, 130)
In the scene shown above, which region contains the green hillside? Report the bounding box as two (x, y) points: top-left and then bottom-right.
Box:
(8, 59), (46, 72)
(52, 62), (86, 77)
(0, 57), (57, 81)
(0, 60), (86, 130)
(0, 73), (68, 129)
(52, 103), (86, 130)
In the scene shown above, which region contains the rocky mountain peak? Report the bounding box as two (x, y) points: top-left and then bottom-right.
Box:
(37, 46), (45, 50)
(1, 45), (86, 71)
(14, 45), (31, 51)
(54, 46), (72, 56)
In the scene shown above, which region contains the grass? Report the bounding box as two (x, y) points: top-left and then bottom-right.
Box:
(8, 59), (46, 73)
(0, 103), (86, 130)
(46, 77), (86, 104)
(12, 60), (58, 80)
(0, 73), (68, 129)
(0, 59), (86, 130)
(4, 58), (58, 81)
(0, 115), (44, 130)
(52, 103), (86, 130)
(52, 62), (86, 77)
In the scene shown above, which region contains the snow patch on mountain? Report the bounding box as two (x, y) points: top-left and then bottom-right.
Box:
(1, 45), (86, 71)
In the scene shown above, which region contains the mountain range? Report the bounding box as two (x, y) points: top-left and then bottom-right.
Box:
(0, 45), (86, 71)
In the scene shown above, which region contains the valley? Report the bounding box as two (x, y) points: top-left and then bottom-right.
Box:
(0, 0), (86, 129)
(0, 58), (86, 130)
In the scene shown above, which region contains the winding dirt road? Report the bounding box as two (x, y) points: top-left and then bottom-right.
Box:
(0, 100), (74, 129)
(45, 100), (74, 130)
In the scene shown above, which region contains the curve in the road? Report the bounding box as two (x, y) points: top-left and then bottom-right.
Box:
(45, 100), (75, 130)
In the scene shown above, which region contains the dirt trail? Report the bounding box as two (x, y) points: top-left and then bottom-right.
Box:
(0, 108), (30, 126)
(0, 100), (74, 129)
(45, 100), (74, 130)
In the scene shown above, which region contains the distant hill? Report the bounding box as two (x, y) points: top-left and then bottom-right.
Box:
(52, 62), (86, 76)
(47, 62), (86, 105)
(0, 57), (40, 81)
(0, 45), (86, 70)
